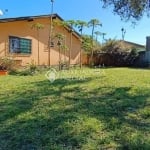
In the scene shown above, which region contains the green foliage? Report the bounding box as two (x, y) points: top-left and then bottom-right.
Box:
(94, 39), (139, 66)
(31, 23), (44, 30)
(101, 39), (121, 53)
(88, 19), (102, 29)
(28, 59), (37, 73)
(75, 20), (88, 34)
(100, 0), (149, 22)
(10, 59), (38, 76)
(59, 60), (69, 70)
(81, 35), (93, 53)
(9, 60), (38, 76)
(82, 35), (101, 54)
(0, 56), (15, 71)
(65, 20), (77, 31)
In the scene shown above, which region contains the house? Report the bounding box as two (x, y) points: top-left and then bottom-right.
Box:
(119, 40), (145, 52)
(0, 14), (81, 66)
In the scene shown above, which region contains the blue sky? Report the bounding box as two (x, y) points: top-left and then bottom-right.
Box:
(0, 0), (149, 45)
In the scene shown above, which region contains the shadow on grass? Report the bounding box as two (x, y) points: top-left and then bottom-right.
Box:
(0, 77), (150, 149)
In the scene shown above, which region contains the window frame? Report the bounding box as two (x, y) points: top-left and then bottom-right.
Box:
(9, 36), (32, 54)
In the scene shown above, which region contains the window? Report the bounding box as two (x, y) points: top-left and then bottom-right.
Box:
(9, 36), (32, 54)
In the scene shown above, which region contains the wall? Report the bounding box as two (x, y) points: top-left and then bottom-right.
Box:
(135, 37), (150, 67)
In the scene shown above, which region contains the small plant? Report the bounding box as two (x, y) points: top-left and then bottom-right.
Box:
(28, 59), (37, 73)
(59, 60), (69, 70)
(10, 59), (38, 76)
(0, 56), (15, 71)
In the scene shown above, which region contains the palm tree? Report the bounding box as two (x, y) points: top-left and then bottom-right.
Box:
(94, 31), (101, 42)
(76, 20), (88, 68)
(53, 20), (69, 66)
(88, 19), (102, 66)
(101, 32), (107, 44)
(31, 23), (44, 65)
(121, 27), (126, 41)
(65, 20), (76, 68)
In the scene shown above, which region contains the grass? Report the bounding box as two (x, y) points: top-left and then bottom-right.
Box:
(0, 67), (150, 150)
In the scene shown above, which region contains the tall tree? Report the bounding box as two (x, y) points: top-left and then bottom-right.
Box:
(94, 31), (101, 42)
(121, 27), (126, 41)
(82, 34), (101, 54)
(76, 20), (88, 68)
(81, 35), (93, 54)
(31, 23), (44, 65)
(48, 0), (54, 66)
(54, 33), (65, 70)
(65, 20), (76, 68)
(53, 19), (72, 67)
(88, 19), (102, 66)
(101, 32), (107, 44)
(100, 0), (150, 22)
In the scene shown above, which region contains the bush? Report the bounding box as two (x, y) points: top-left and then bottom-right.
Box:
(27, 59), (37, 73)
(9, 59), (38, 76)
(0, 57), (16, 71)
(94, 40), (139, 67)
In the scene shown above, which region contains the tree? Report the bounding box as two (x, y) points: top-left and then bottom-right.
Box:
(55, 33), (64, 70)
(82, 34), (101, 54)
(31, 23), (44, 65)
(48, 0), (54, 66)
(75, 20), (88, 68)
(65, 20), (77, 68)
(121, 27), (126, 40)
(94, 31), (101, 42)
(53, 19), (75, 69)
(88, 19), (102, 66)
(81, 35), (93, 54)
(101, 32), (107, 44)
(100, 0), (150, 22)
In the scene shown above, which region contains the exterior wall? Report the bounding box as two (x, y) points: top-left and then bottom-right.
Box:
(136, 51), (150, 67)
(146, 36), (150, 51)
(145, 51), (150, 61)
(135, 37), (150, 67)
(0, 17), (81, 66)
(82, 53), (89, 65)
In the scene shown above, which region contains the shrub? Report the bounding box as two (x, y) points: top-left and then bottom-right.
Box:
(27, 59), (37, 73)
(94, 40), (139, 67)
(0, 57), (15, 71)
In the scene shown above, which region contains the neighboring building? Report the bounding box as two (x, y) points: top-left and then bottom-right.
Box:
(119, 40), (145, 52)
(0, 14), (81, 66)
(136, 36), (150, 67)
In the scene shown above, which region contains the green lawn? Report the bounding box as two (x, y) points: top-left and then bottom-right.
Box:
(0, 68), (150, 150)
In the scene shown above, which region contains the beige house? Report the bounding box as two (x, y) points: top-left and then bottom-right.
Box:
(119, 40), (145, 51)
(0, 14), (81, 66)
